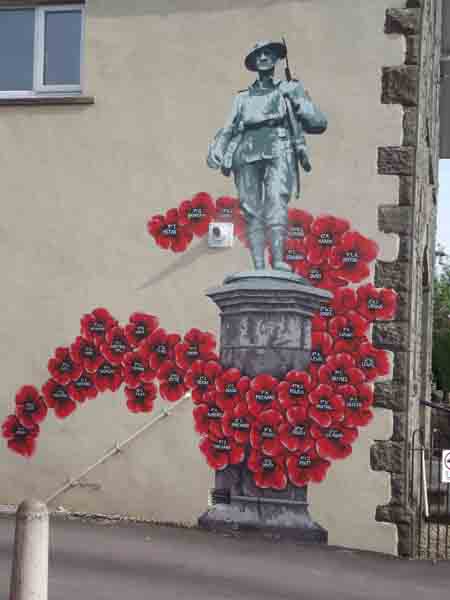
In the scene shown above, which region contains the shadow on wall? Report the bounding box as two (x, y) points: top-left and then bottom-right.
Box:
(89, 0), (307, 17)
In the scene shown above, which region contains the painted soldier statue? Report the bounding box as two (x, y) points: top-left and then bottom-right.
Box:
(207, 40), (327, 271)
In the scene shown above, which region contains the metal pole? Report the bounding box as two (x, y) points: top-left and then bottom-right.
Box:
(9, 499), (49, 600)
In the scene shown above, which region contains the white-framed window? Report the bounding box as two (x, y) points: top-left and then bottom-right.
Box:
(0, 4), (85, 98)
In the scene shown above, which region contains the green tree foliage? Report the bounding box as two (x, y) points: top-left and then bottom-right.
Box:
(432, 249), (450, 402)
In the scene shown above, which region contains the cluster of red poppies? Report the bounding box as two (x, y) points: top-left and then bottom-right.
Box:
(147, 193), (246, 252)
(1, 309), (218, 458)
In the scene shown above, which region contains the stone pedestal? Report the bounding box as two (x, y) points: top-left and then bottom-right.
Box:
(199, 270), (331, 543)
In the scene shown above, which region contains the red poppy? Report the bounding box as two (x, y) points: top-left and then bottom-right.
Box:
(247, 449), (287, 490)
(70, 336), (104, 374)
(221, 401), (254, 445)
(246, 374), (280, 416)
(215, 196), (240, 222)
(67, 372), (98, 403)
(355, 342), (390, 381)
(125, 312), (160, 349)
(297, 262), (347, 292)
(174, 328), (217, 371)
(100, 326), (131, 366)
(142, 328), (181, 371)
(80, 308), (118, 346)
(328, 311), (369, 345)
(2, 415), (39, 458)
(283, 239), (308, 274)
(199, 434), (245, 470)
(157, 361), (188, 402)
(179, 192), (216, 237)
(287, 208), (313, 241)
(93, 361), (124, 392)
(286, 448), (330, 487)
(311, 423), (358, 460)
(279, 407), (314, 453)
(331, 287), (358, 315)
(14, 386), (48, 428)
(122, 350), (155, 389)
(42, 379), (77, 419)
(305, 215), (350, 265)
(215, 368), (250, 411)
(193, 392), (224, 438)
(250, 409), (285, 457)
(356, 284), (398, 322)
(334, 335), (369, 355)
(330, 231), (379, 283)
(147, 208), (193, 252)
(308, 384), (345, 427)
(185, 359), (223, 404)
(310, 332), (334, 373)
(125, 382), (157, 414)
(318, 353), (366, 387)
(277, 370), (313, 411)
(337, 383), (374, 428)
(311, 302), (336, 332)
(48, 347), (83, 386)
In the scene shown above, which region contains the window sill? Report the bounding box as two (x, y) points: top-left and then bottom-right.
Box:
(0, 95), (94, 106)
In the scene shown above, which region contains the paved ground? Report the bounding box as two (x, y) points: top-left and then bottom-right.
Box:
(1, 515), (450, 600)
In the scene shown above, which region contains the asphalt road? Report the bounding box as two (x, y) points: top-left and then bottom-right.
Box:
(1, 516), (450, 600)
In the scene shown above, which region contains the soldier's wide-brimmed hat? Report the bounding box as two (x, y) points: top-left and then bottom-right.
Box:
(244, 40), (287, 71)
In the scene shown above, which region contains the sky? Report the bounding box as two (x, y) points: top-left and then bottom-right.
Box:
(438, 159), (450, 254)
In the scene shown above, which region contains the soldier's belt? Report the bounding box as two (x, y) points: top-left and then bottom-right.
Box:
(242, 119), (287, 130)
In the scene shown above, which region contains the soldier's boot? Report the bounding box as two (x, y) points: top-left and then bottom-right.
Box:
(269, 226), (292, 272)
(247, 228), (266, 270)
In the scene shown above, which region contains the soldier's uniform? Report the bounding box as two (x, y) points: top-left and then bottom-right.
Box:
(207, 42), (327, 270)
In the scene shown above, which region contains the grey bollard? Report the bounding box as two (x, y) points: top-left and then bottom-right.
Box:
(9, 500), (49, 600)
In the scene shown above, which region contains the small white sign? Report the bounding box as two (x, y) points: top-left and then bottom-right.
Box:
(441, 450), (450, 484)
(208, 222), (234, 248)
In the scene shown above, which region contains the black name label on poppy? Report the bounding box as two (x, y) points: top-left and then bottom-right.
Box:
(331, 369), (349, 385)
(59, 359), (73, 373)
(82, 344), (96, 359)
(255, 391), (274, 405)
(131, 360), (145, 374)
(213, 439), (231, 452)
(111, 338), (128, 354)
(339, 326), (354, 340)
(318, 232), (333, 246)
(15, 426), (29, 438)
(325, 429), (344, 441)
(135, 386), (148, 400)
(24, 401), (36, 413)
(207, 407), (223, 420)
(53, 386), (70, 400)
(75, 376), (92, 390)
(319, 304), (334, 318)
(262, 457), (276, 471)
(225, 383), (238, 396)
(261, 426), (276, 439)
(286, 251), (305, 262)
(309, 268), (323, 282)
(231, 417), (250, 431)
(188, 208), (205, 221)
(311, 350), (325, 364)
(99, 363), (115, 377)
(361, 357), (376, 369)
(289, 225), (305, 239)
(162, 224), (178, 237)
(347, 396), (362, 410)
(289, 383), (305, 397)
(154, 344), (168, 356)
(342, 251), (359, 265)
(297, 454), (312, 468)
(220, 207), (233, 217)
(367, 297), (384, 311)
(168, 372), (182, 385)
(292, 425), (307, 438)
(317, 398), (332, 411)
(135, 324), (148, 339)
(186, 345), (200, 359)
(196, 375), (210, 389)
(90, 321), (106, 335)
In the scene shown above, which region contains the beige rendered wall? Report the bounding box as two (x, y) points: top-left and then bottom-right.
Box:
(0, 0), (405, 554)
